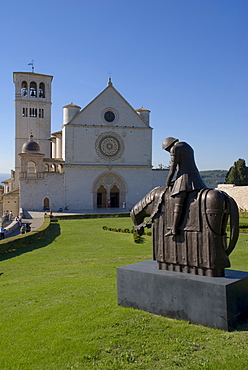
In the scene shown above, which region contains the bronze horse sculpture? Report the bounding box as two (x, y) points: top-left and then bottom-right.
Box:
(131, 185), (239, 277)
(131, 138), (239, 277)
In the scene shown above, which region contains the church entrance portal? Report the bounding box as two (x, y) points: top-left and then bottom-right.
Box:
(93, 172), (126, 209)
(97, 185), (107, 208)
(97, 185), (120, 208)
(110, 185), (119, 208)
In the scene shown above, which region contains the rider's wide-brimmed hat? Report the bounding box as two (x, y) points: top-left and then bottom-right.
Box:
(162, 137), (178, 151)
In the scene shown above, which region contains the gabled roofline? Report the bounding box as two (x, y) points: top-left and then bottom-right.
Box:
(51, 130), (62, 136)
(2, 188), (19, 196)
(66, 83), (150, 128)
(2, 178), (12, 183)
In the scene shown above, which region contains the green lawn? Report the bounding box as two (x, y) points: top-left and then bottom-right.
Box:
(0, 217), (248, 370)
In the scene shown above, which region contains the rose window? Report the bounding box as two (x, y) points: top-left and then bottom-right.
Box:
(95, 132), (124, 161)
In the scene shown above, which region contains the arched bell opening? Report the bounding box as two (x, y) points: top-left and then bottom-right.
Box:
(39, 82), (45, 98)
(21, 81), (28, 97)
(30, 81), (37, 97)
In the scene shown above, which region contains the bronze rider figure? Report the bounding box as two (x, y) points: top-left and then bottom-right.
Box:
(162, 137), (207, 236)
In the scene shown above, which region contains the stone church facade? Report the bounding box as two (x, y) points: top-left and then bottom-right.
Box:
(2, 71), (167, 214)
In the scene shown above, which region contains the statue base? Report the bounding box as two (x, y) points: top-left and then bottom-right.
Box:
(117, 260), (248, 331)
(157, 261), (224, 277)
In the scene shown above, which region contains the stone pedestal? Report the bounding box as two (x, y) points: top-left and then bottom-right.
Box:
(117, 260), (248, 331)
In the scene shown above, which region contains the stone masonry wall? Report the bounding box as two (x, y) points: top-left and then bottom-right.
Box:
(217, 184), (248, 211)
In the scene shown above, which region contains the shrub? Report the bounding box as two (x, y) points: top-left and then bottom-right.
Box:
(240, 211), (248, 218)
(102, 225), (152, 238)
(133, 232), (144, 243)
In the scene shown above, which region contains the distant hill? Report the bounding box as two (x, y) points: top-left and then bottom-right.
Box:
(200, 170), (227, 188)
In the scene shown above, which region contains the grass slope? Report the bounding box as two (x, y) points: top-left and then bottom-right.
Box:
(0, 218), (248, 370)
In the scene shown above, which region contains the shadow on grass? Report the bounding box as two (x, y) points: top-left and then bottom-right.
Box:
(0, 221), (61, 262)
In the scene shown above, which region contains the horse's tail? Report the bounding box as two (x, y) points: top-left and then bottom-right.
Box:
(225, 194), (239, 256)
(204, 189), (239, 256)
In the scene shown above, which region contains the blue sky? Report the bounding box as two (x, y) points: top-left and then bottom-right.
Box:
(0, 0), (248, 174)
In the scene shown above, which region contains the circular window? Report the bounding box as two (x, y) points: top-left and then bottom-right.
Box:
(104, 111), (115, 122)
(95, 132), (124, 161)
(102, 108), (118, 124)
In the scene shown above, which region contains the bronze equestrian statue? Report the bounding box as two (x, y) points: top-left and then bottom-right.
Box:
(131, 138), (239, 277)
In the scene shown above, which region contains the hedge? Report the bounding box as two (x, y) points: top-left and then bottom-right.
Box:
(51, 212), (130, 220)
(102, 225), (152, 244)
(0, 215), (51, 254)
(240, 211), (248, 218)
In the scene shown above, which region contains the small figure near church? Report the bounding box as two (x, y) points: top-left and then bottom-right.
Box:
(8, 211), (13, 221)
(0, 227), (6, 239)
(162, 137), (207, 236)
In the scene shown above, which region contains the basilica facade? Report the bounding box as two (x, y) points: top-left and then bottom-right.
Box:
(2, 71), (167, 214)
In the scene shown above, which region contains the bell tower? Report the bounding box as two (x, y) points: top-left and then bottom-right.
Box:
(13, 72), (53, 186)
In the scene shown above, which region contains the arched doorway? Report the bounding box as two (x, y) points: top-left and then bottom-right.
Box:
(110, 185), (119, 208)
(92, 172), (127, 209)
(97, 185), (107, 208)
(44, 197), (50, 211)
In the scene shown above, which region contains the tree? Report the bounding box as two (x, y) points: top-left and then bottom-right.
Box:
(225, 158), (248, 185)
(156, 162), (170, 169)
(157, 163), (166, 169)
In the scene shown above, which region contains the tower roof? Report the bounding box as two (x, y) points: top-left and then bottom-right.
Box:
(13, 72), (53, 82)
(62, 103), (81, 109)
(22, 134), (40, 153)
(136, 107), (151, 113)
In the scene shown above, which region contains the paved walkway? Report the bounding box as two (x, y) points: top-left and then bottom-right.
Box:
(4, 212), (44, 239)
(21, 211), (45, 231)
(24, 208), (129, 230)
(4, 208), (129, 239)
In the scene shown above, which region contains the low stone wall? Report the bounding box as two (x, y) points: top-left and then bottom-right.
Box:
(217, 184), (248, 211)
(0, 216), (50, 254)
(4, 220), (20, 237)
